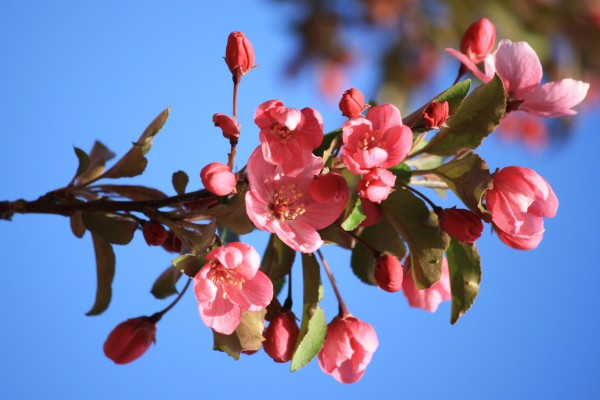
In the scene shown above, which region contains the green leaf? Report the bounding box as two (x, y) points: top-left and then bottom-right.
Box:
(89, 184), (167, 201)
(446, 238), (482, 324)
(172, 170), (189, 195)
(218, 225), (240, 245)
(206, 192), (254, 235)
(419, 75), (506, 155)
(102, 107), (170, 179)
(432, 153), (493, 221)
(318, 224), (355, 249)
(341, 197), (366, 231)
(72, 147), (90, 182)
(381, 188), (449, 288)
(150, 265), (183, 299)
(213, 309), (267, 360)
(75, 141), (116, 185)
(81, 212), (138, 245)
(69, 212), (86, 238)
(389, 162), (412, 185)
(291, 253), (327, 372)
(86, 233), (115, 316)
(403, 80), (471, 128)
(313, 129), (341, 158)
(260, 234), (296, 282)
(172, 254), (206, 278)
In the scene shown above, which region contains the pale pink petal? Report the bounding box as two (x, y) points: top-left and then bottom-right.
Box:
(207, 245), (243, 270)
(272, 219), (324, 253)
(520, 79), (590, 117)
(379, 125), (413, 168)
(269, 106), (303, 131)
(353, 148), (389, 170)
(245, 190), (274, 230)
(254, 100), (284, 129)
(246, 146), (281, 201)
(342, 118), (372, 147)
(309, 172), (349, 204)
(496, 228), (543, 250)
(193, 266), (218, 303)
(445, 47), (491, 83)
(198, 286), (242, 335)
(226, 242), (260, 279)
(261, 136), (310, 173)
(367, 104), (402, 133)
(403, 259), (451, 312)
(494, 40), (542, 97)
(332, 361), (366, 384)
(341, 147), (370, 175)
(225, 270), (274, 312)
(300, 107), (325, 149)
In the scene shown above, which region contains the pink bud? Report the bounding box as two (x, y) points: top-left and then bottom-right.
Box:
(358, 168), (396, 203)
(161, 230), (182, 254)
(225, 32), (255, 81)
(460, 18), (496, 63)
(422, 101), (449, 129)
(263, 310), (300, 363)
(142, 221), (168, 246)
(438, 208), (483, 244)
(359, 198), (382, 227)
(213, 113), (240, 142)
(339, 88), (366, 118)
(374, 254), (404, 292)
(103, 316), (158, 364)
(200, 162), (236, 197)
(309, 172), (349, 204)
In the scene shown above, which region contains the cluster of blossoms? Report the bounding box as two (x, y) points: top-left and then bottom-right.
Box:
(101, 23), (587, 384)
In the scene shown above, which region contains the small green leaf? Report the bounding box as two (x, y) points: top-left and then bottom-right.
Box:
(313, 129), (341, 158)
(446, 238), (482, 324)
(81, 212), (138, 245)
(72, 147), (90, 181)
(260, 234), (296, 282)
(403, 80), (471, 128)
(206, 192), (254, 235)
(291, 253), (327, 372)
(102, 107), (170, 179)
(381, 189), (449, 288)
(218, 225), (240, 245)
(419, 75), (506, 155)
(150, 265), (183, 299)
(389, 162), (412, 185)
(86, 233), (115, 316)
(341, 197), (366, 231)
(69, 212), (86, 238)
(318, 224), (355, 249)
(213, 309), (267, 360)
(172, 254), (206, 278)
(172, 170), (189, 195)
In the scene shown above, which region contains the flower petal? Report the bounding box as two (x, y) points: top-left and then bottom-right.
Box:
(520, 79), (590, 117)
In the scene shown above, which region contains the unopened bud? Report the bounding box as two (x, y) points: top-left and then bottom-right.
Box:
(309, 172), (349, 204)
(225, 32), (255, 81)
(438, 208), (484, 244)
(339, 88), (367, 118)
(358, 168), (396, 203)
(142, 221), (168, 246)
(161, 230), (182, 254)
(213, 113), (240, 142)
(263, 310), (300, 363)
(423, 101), (449, 129)
(460, 18), (496, 64)
(200, 162), (237, 197)
(374, 254), (404, 292)
(103, 316), (158, 365)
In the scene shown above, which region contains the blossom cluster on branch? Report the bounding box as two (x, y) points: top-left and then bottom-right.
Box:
(0, 20), (588, 384)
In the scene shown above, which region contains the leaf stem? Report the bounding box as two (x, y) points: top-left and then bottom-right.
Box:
(154, 277), (193, 319)
(398, 183), (442, 213)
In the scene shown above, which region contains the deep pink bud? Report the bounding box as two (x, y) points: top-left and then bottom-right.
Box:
(200, 162), (237, 197)
(374, 254), (404, 292)
(359, 198), (382, 227)
(422, 101), (449, 129)
(213, 113), (240, 142)
(309, 172), (349, 204)
(103, 316), (158, 365)
(438, 208), (484, 244)
(225, 32), (255, 80)
(358, 167), (396, 203)
(142, 221), (168, 246)
(263, 310), (300, 363)
(460, 18), (496, 63)
(161, 230), (182, 253)
(339, 88), (366, 118)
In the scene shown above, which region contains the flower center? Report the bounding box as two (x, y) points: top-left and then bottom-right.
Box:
(359, 129), (381, 150)
(207, 263), (244, 291)
(271, 184), (306, 221)
(273, 123), (294, 143)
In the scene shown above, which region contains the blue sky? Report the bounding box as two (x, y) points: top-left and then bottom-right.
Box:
(1, 2), (599, 399)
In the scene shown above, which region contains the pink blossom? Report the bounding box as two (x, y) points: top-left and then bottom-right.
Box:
(357, 167), (396, 203)
(225, 32), (255, 80)
(193, 242), (273, 335)
(485, 166), (558, 250)
(245, 148), (349, 253)
(213, 113), (240, 142)
(318, 315), (379, 384)
(446, 39), (589, 117)
(200, 162), (236, 196)
(403, 258), (451, 313)
(254, 100), (324, 173)
(341, 104), (413, 175)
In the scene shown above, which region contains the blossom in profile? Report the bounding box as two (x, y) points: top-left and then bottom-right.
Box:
(200, 162), (236, 197)
(403, 258), (451, 312)
(103, 316), (158, 364)
(213, 113), (240, 142)
(254, 100), (324, 173)
(245, 147), (348, 253)
(193, 242), (273, 335)
(460, 18), (496, 64)
(341, 104), (413, 175)
(357, 167), (396, 203)
(446, 39), (589, 117)
(318, 315), (379, 384)
(485, 166), (558, 250)
(263, 310), (299, 363)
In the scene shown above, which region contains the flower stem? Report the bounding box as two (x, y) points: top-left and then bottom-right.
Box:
(399, 183), (442, 213)
(316, 249), (349, 317)
(228, 81), (240, 170)
(155, 277), (192, 319)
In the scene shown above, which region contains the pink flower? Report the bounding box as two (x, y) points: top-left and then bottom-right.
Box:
(213, 113), (240, 142)
(245, 147), (349, 253)
(341, 104), (413, 175)
(193, 242), (273, 335)
(485, 166), (558, 250)
(357, 167), (396, 203)
(200, 162), (236, 196)
(438, 208), (483, 244)
(318, 315), (379, 384)
(374, 254), (404, 293)
(460, 18), (496, 64)
(263, 310), (299, 363)
(225, 32), (255, 80)
(339, 88), (367, 118)
(403, 258), (451, 312)
(446, 39), (590, 117)
(254, 100), (324, 173)
(103, 315), (158, 364)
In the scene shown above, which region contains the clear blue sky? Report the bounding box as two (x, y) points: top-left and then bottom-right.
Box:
(1, 2), (598, 399)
